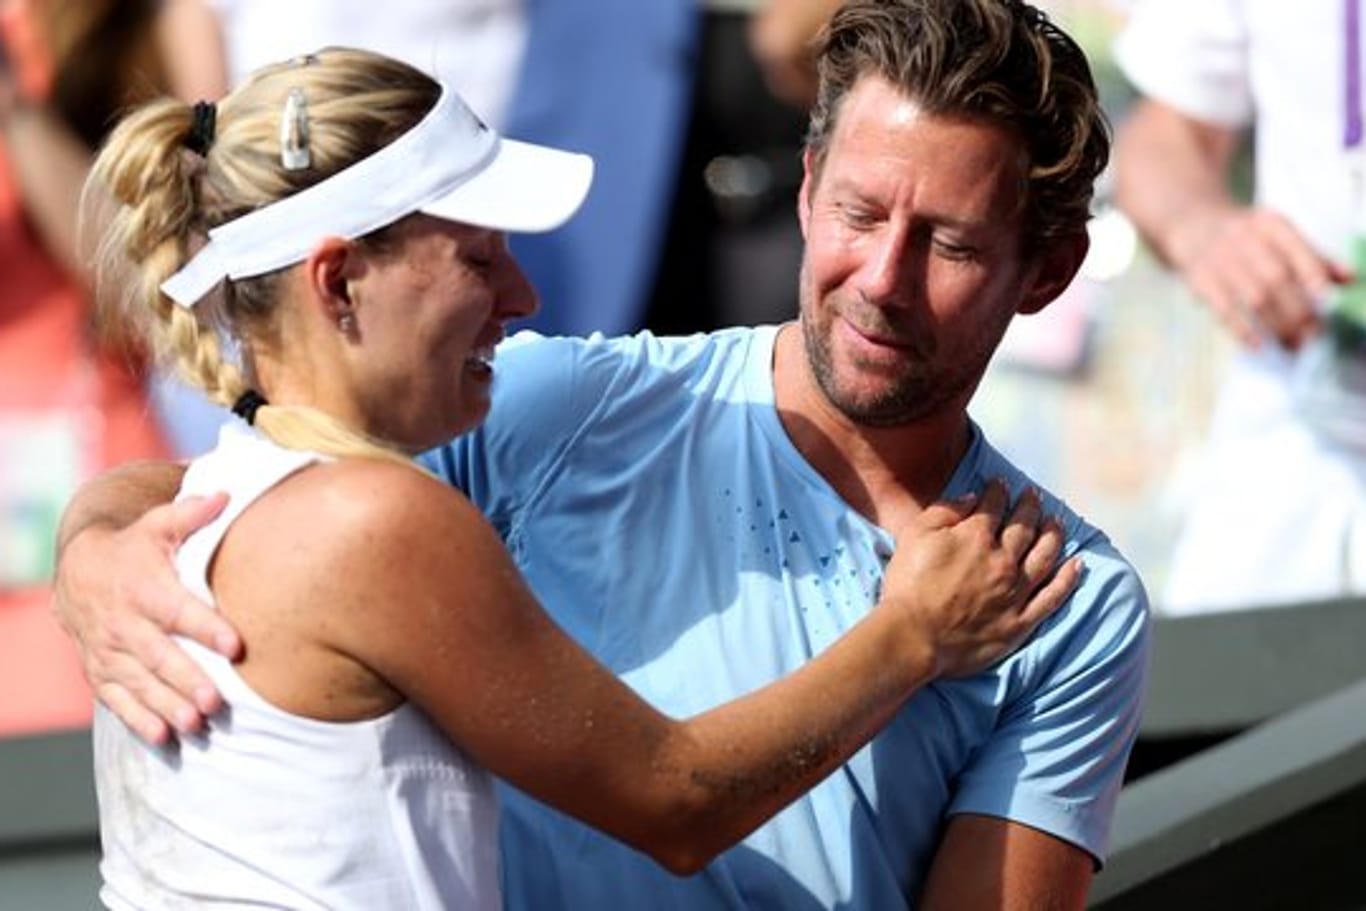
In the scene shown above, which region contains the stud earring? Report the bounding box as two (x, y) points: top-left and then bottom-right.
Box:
(338, 311), (356, 333)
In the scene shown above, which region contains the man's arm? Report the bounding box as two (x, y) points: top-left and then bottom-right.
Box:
(915, 518), (1149, 909)
(1115, 97), (1348, 350)
(54, 461), (235, 743)
(919, 815), (1092, 911)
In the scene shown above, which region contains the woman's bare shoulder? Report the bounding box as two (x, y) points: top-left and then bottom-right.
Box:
(211, 456), (510, 714)
(233, 457), (492, 567)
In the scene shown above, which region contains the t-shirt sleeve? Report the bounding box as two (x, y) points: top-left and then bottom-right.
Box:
(947, 541), (1152, 865)
(418, 332), (626, 535)
(1114, 0), (1254, 127)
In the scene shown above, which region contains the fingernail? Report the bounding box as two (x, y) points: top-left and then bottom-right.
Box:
(175, 706), (200, 732)
(214, 632), (238, 656)
(146, 722), (169, 746)
(194, 685), (218, 713)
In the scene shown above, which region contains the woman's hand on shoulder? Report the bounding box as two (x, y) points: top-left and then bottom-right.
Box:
(879, 480), (1082, 679)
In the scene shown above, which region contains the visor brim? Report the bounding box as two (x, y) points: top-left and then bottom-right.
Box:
(420, 137), (594, 234)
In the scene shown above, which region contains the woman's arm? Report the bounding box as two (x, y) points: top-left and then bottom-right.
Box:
(0, 0), (227, 287)
(155, 0), (229, 101)
(220, 459), (1075, 874)
(0, 96), (94, 282)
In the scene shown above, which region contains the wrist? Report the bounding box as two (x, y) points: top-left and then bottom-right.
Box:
(1161, 201), (1236, 273)
(51, 521), (120, 637)
(866, 597), (941, 692)
(55, 513), (119, 572)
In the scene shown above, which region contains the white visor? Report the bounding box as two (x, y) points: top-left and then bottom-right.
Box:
(161, 83), (594, 307)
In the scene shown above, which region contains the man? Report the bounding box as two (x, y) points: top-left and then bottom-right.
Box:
(57, 1), (1148, 906)
(1114, 0), (1366, 613)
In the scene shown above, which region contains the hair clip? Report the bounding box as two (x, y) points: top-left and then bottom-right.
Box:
(280, 88), (311, 171)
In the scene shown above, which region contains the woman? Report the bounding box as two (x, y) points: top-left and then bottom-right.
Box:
(88, 47), (1077, 908)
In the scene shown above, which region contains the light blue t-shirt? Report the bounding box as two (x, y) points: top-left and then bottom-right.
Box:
(422, 326), (1150, 910)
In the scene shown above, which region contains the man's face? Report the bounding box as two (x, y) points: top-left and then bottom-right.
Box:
(797, 75), (1059, 427)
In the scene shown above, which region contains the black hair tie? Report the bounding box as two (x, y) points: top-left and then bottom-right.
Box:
(185, 100), (217, 156)
(231, 389), (268, 425)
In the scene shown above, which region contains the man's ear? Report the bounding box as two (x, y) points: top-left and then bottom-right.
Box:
(303, 237), (361, 322)
(1018, 230), (1089, 315)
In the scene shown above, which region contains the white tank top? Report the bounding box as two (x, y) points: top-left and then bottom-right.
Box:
(95, 423), (501, 910)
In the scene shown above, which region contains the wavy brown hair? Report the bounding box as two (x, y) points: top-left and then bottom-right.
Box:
(806, 0), (1109, 252)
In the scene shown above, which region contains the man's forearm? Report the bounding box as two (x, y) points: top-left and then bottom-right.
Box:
(1114, 99), (1241, 270)
(56, 460), (186, 560)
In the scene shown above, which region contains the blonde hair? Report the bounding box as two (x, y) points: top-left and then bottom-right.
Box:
(88, 47), (440, 466)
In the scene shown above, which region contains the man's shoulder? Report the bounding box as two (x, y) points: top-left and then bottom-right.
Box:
(423, 325), (774, 491)
(491, 325), (773, 418)
(970, 434), (1150, 637)
(498, 325), (765, 370)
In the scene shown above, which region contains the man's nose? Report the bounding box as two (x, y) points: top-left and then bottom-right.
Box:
(857, 225), (918, 307)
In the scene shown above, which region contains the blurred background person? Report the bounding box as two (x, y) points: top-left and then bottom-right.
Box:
(646, 0), (832, 334)
(0, 0), (225, 736)
(505, 1), (696, 339)
(208, 0), (526, 122)
(748, 0), (843, 109)
(1113, 0), (1366, 613)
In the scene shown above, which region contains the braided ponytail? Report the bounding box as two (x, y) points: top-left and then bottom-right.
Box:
(86, 48), (442, 469)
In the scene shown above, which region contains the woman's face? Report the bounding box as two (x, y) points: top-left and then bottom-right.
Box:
(346, 214), (538, 451)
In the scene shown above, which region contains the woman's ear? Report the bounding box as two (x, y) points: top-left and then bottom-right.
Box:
(303, 237), (361, 328)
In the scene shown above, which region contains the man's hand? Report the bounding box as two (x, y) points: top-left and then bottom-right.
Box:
(1167, 204), (1348, 350)
(54, 493), (237, 743)
(882, 480), (1080, 679)
(1115, 98), (1351, 351)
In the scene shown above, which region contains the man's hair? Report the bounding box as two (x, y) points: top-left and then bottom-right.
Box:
(806, 0), (1110, 248)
